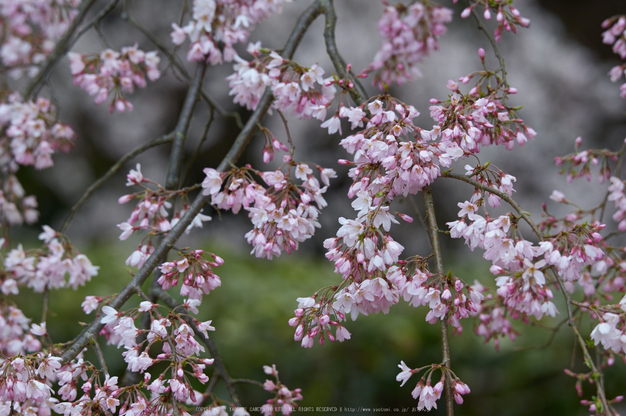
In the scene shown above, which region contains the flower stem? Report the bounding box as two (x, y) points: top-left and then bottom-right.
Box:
(423, 186), (454, 416)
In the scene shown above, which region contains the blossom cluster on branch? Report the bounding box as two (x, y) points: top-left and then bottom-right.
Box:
(0, 0), (625, 415)
(68, 45), (161, 113)
(0, 0), (81, 79)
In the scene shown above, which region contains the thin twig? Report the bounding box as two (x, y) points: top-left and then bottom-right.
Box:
(91, 337), (109, 375)
(319, 0), (367, 105)
(183, 106), (214, 185)
(74, 0), (121, 42)
(165, 62), (207, 190)
(423, 186), (454, 416)
(41, 289), (49, 325)
(468, 4), (508, 88)
(154, 286), (241, 407)
(60, 133), (174, 234)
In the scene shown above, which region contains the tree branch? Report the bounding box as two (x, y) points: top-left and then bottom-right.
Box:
(319, 0), (367, 105)
(60, 133), (174, 234)
(121, 8), (244, 129)
(441, 171), (614, 414)
(423, 186), (454, 416)
(60, 0), (324, 371)
(153, 286), (241, 407)
(165, 62), (207, 190)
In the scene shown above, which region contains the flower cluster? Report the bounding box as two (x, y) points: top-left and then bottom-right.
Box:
(0, 302), (41, 356)
(396, 362), (470, 410)
(364, 1), (453, 89)
(449, 182), (612, 347)
(591, 311), (626, 354)
(322, 96), (462, 286)
(388, 265), (484, 333)
(260, 364), (303, 416)
(448, 197), (560, 323)
(608, 176), (626, 231)
(553, 137), (618, 183)
(290, 96), (491, 345)
(158, 250), (223, 300)
(3, 225), (99, 294)
(0, 354), (62, 414)
(68, 45), (161, 113)
(474, 302), (519, 349)
(0, 0), (81, 79)
(202, 163), (335, 259)
(0, 94), (75, 225)
(0, 94), (75, 169)
(458, 0), (530, 42)
(227, 43), (335, 120)
(288, 296), (352, 348)
(118, 164), (212, 268)
(602, 16), (626, 97)
(0, 227), (98, 355)
(429, 75), (536, 154)
(70, 299), (218, 416)
(171, 0), (290, 64)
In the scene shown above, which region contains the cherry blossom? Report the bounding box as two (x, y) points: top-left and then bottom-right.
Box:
(69, 45), (161, 113)
(365, 1), (453, 89)
(459, 0), (530, 42)
(171, 0), (291, 65)
(227, 45), (336, 120)
(0, 94), (75, 225)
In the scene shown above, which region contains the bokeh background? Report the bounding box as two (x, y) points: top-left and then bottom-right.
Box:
(11, 0), (626, 414)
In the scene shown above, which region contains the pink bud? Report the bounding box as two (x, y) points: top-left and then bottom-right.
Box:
(398, 213), (413, 223)
(575, 136), (583, 147)
(212, 254), (224, 265)
(294, 325), (304, 341)
(118, 194), (134, 204)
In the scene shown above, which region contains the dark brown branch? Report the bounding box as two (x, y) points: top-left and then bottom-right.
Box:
(165, 62), (207, 190)
(320, 0), (367, 105)
(91, 337), (109, 375)
(74, 0), (121, 42)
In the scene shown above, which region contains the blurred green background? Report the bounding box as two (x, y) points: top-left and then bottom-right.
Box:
(13, 238), (625, 416)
